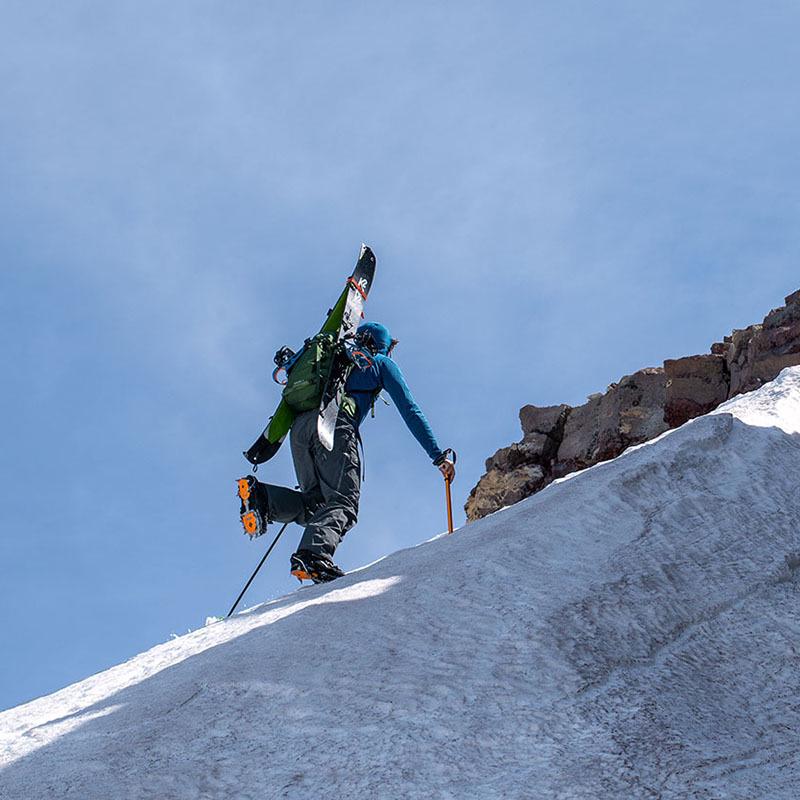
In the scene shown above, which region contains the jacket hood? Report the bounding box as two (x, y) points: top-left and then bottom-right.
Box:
(356, 321), (393, 355)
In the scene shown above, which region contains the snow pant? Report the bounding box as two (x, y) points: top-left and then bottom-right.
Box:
(257, 409), (361, 559)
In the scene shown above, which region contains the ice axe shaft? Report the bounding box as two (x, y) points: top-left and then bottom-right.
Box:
(445, 477), (454, 534)
(439, 448), (457, 535)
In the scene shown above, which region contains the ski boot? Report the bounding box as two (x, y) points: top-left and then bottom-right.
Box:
(290, 550), (345, 584)
(236, 476), (268, 538)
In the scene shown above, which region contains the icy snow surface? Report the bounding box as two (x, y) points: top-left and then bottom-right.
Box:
(2, 367), (800, 800)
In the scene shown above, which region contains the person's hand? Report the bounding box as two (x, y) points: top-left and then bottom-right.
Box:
(438, 458), (455, 483)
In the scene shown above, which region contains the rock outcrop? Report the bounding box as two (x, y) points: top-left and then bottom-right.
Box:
(466, 288), (800, 521)
(554, 368), (668, 478)
(663, 355), (729, 428)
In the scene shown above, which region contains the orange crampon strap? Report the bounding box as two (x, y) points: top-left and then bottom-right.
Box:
(237, 478), (252, 502)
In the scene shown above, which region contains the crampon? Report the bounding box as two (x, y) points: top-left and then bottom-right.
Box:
(290, 550), (345, 584)
(237, 476), (266, 538)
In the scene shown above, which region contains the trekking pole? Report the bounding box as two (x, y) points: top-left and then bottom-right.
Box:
(440, 448), (458, 534)
(226, 522), (290, 618)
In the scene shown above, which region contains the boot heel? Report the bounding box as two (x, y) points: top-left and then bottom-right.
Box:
(290, 567), (311, 582)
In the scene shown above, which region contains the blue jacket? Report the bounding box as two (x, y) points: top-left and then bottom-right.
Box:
(345, 322), (443, 463)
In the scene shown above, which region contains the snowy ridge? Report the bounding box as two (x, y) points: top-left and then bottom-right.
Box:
(711, 368), (800, 433)
(2, 368), (800, 799)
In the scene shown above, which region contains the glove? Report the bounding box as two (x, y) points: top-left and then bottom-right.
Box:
(433, 449), (456, 482)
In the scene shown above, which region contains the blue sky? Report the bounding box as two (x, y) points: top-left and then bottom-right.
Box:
(2, 1), (799, 710)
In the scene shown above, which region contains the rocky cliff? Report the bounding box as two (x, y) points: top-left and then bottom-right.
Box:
(466, 288), (800, 521)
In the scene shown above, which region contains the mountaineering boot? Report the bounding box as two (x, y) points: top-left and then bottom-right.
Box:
(237, 476), (268, 538)
(290, 550), (345, 584)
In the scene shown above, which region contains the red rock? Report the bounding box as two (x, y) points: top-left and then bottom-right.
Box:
(465, 465), (546, 521)
(664, 355), (729, 428)
(519, 404), (570, 438)
(556, 369), (667, 475)
(466, 289), (800, 522)
(785, 289), (800, 305)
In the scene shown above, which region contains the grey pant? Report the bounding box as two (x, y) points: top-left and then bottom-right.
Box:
(259, 410), (361, 558)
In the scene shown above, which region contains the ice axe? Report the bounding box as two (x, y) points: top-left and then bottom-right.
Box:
(438, 448), (457, 534)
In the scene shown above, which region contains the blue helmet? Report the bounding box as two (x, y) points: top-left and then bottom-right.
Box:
(356, 321), (395, 356)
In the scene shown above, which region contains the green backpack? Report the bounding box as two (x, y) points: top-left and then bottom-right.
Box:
(281, 332), (340, 413)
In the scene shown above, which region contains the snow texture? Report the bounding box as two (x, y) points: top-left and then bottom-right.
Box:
(2, 367), (800, 799)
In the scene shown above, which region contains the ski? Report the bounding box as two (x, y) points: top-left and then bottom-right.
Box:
(244, 244), (376, 466)
(317, 245), (375, 449)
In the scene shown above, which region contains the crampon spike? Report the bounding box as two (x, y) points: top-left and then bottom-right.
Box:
(241, 511), (260, 536)
(237, 478), (252, 502)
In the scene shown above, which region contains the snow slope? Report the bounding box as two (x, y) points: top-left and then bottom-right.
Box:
(2, 368), (800, 800)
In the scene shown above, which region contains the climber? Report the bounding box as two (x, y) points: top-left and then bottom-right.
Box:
(239, 321), (455, 583)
